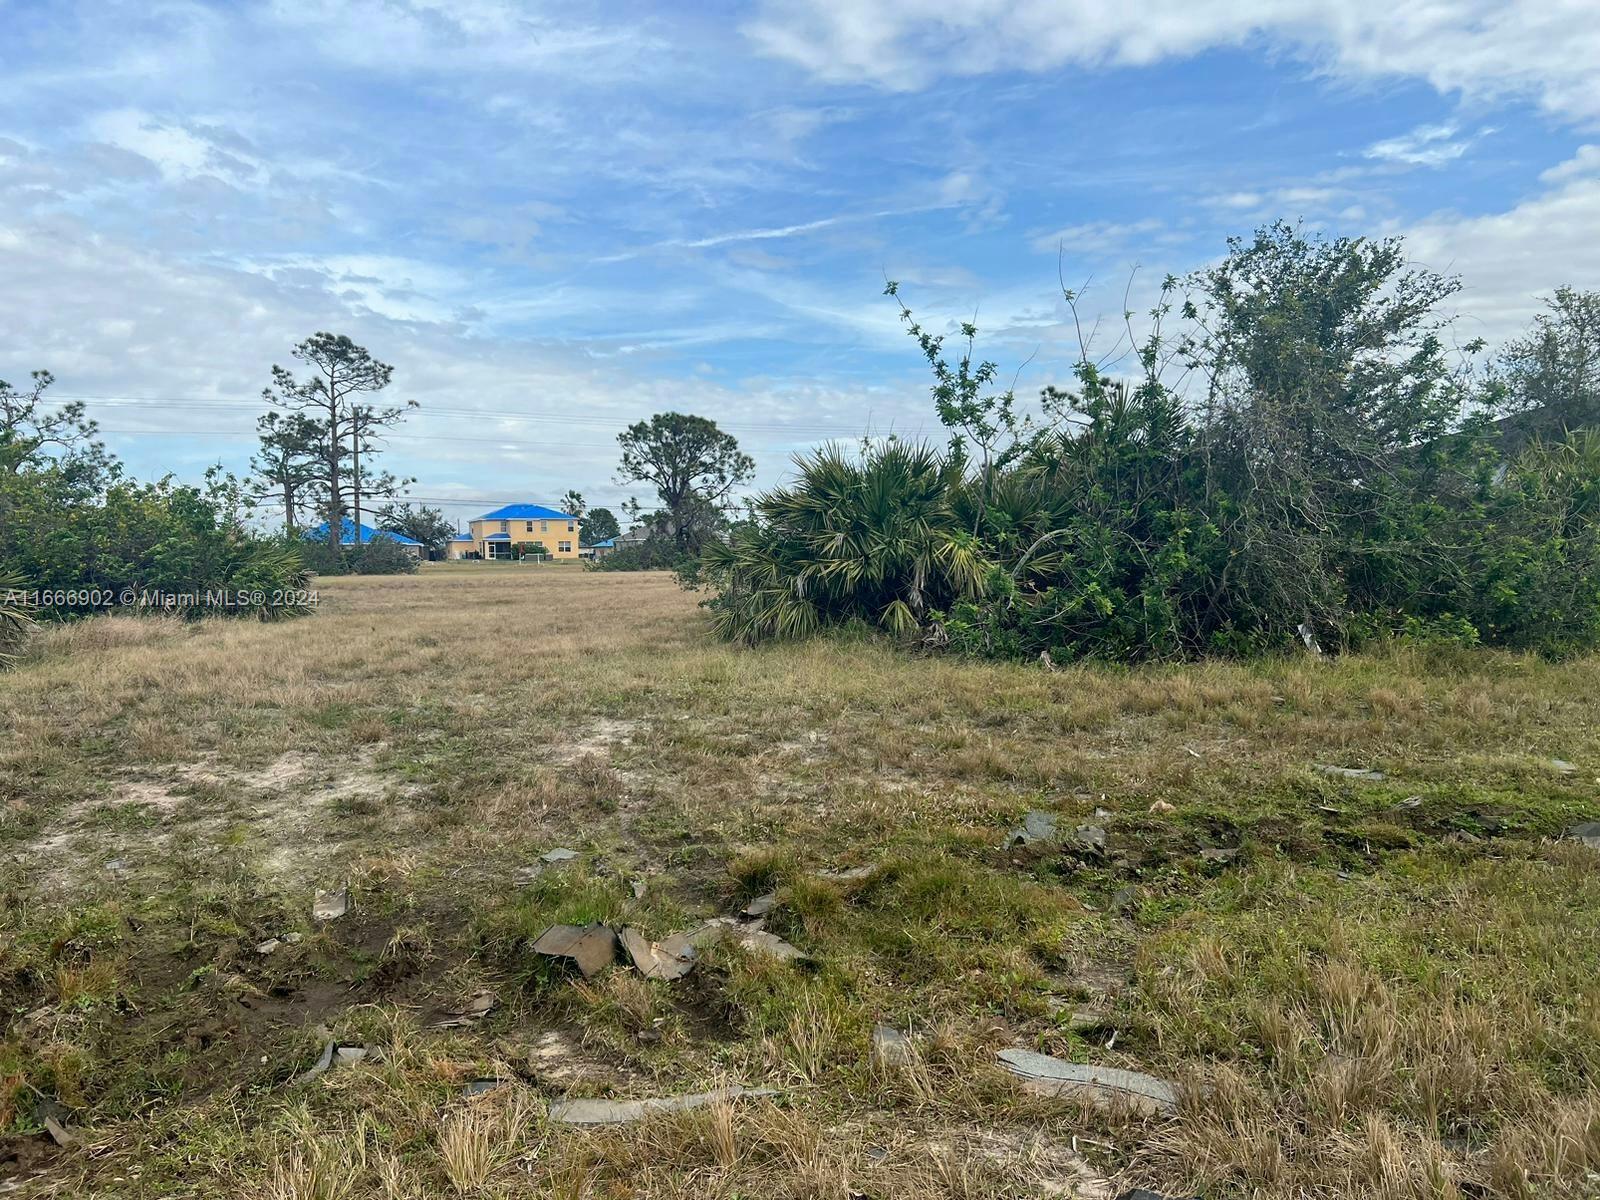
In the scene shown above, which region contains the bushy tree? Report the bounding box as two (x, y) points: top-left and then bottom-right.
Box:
(0, 370), (111, 488)
(4, 466), (313, 619)
(581, 506), (620, 546)
(349, 534), (419, 575)
(1456, 431), (1600, 650)
(374, 501), (452, 557)
(616, 413), (753, 555)
(1493, 286), (1600, 435)
(2, 370), (313, 624)
(1179, 221), (1486, 647)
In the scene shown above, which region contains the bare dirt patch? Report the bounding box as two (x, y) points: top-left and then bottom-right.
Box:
(17, 748), (421, 891)
(548, 717), (641, 767)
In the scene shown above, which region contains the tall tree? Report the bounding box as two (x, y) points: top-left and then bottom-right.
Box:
(615, 413), (753, 552)
(581, 506), (620, 546)
(249, 411), (322, 534)
(0, 370), (108, 479)
(559, 489), (586, 518)
(0, 370), (112, 544)
(349, 402), (415, 540)
(261, 334), (414, 548)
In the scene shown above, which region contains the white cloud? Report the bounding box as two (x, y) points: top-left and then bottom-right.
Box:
(87, 110), (262, 186)
(1365, 122), (1477, 167)
(1540, 144), (1600, 184)
(0, 209), (929, 515)
(745, 1), (1600, 122)
(1404, 150), (1600, 348)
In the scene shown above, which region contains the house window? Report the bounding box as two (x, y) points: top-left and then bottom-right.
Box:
(567, 521), (575, 532)
(559, 541), (572, 553)
(540, 520), (549, 532)
(526, 521), (534, 532)
(499, 520), (508, 532)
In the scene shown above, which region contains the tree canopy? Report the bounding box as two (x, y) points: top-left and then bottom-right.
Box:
(616, 413), (753, 553)
(581, 506), (620, 545)
(375, 502), (454, 556)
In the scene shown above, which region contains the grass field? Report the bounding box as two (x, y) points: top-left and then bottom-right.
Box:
(3, 563), (1600, 1198)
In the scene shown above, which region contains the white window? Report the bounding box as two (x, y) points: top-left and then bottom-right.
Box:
(559, 540), (572, 553)
(526, 520), (534, 532)
(540, 520), (549, 532)
(568, 521), (575, 531)
(499, 520), (508, 532)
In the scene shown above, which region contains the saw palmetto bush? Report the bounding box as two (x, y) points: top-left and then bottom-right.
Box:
(0, 570), (34, 666)
(702, 441), (988, 643)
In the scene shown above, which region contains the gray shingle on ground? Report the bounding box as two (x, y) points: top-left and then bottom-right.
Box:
(997, 1048), (1178, 1116)
(547, 1085), (780, 1125)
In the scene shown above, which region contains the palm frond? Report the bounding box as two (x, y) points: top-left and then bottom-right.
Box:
(0, 571), (36, 667)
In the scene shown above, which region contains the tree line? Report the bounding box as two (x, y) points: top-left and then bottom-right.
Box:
(1, 321), (757, 661)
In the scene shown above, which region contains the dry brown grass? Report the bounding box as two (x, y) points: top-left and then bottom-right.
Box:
(3, 564), (1600, 1197)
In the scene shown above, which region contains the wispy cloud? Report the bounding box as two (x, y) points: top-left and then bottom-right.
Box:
(1364, 122), (1482, 167)
(592, 204), (946, 264)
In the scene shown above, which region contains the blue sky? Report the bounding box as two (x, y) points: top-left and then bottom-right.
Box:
(5, 0), (1599, 527)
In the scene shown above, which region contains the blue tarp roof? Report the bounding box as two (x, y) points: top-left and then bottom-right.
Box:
(302, 519), (420, 546)
(591, 538), (616, 548)
(477, 504), (576, 521)
(483, 533), (511, 541)
(450, 531), (473, 541)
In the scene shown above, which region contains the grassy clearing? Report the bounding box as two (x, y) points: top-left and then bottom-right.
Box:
(2, 562), (1599, 1197)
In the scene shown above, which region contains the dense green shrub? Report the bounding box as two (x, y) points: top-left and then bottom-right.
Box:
(1456, 433), (1600, 651)
(590, 532), (693, 574)
(299, 535), (419, 575)
(2, 471), (315, 620)
(349, 535), (420, 575)
(703, 225), (1600, 661)
(1, 393), (314, 622)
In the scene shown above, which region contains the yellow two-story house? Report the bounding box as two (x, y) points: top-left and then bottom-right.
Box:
(448, 504), (581, 560)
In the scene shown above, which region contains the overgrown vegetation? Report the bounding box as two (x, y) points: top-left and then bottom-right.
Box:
(706, 225), (1600, 660)
(374, 501), (453, 558)
(0, 373), (314, 633)
(299, 533), (421, 576)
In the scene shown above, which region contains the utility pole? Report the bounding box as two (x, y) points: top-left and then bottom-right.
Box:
(351, 404), (363, 541)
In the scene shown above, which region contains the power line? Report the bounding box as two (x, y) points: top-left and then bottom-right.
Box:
(47, 393), (893, 438)
(97, 427), (627, 452)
